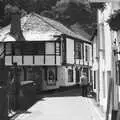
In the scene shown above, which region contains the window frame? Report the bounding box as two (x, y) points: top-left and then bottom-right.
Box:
(68, 69), (73, 82)
(75, 41), (83, 59)
(47, 67), (57, 85)
(5, 42), (46, 56)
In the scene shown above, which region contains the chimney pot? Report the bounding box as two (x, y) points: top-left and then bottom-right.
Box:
(6, 4), (25, 41)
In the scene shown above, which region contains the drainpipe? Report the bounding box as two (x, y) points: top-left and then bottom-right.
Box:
(96, 9), (100, 103)
(111, 2), (120, 120)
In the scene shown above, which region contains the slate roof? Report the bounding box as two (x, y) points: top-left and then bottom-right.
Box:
(70, 23), (91, 40)
(0, 12), (91, 43)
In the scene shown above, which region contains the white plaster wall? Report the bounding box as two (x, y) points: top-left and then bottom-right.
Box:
(42, 66), (77, 90)
(66, 38), (74, 64)
(98, 3), (113, 112)
(5, 56), (12, 65)
(13, 56), (22, 65)
(75, 59), (83, 65)
(57, 66), (77, 87)
(45, 56), (55, 65)
(5, 55), (61, 66)
(92, 36), (98, 71)
(119, 86), (120, 102)
(102, 4), (113, 111)
(64, 66), (76, 86)
(35, 56), (44, 65)
(84, 43), (92, 65)
(57, 66), (66, 86)
(89, 45), (93, 66)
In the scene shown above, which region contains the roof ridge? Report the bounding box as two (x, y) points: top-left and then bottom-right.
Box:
(0, 12), (91, 43)
(31, 13), (90, 41)
(32, 13), (63, 34)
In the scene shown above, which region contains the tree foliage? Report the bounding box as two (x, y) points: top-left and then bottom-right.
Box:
(107, 9), (120, 31)
(0, 0), (102, 35)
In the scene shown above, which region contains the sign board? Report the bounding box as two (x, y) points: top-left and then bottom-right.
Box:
(89, 0), (120, 2)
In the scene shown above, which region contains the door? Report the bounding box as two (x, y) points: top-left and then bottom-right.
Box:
(34, 69), (43, 91)
(76, 68), (80, 84)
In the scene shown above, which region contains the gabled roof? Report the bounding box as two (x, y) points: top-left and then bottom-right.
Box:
(70, 23), (91, 40)
(0, 12), (91, 43)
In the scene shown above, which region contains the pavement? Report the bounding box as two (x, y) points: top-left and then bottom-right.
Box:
(10, 88), (105, 120)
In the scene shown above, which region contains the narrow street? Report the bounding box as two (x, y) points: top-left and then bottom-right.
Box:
(12, 88), (105, 120)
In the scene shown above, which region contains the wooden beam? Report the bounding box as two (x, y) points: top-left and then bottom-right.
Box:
(55, 42), (56, 65)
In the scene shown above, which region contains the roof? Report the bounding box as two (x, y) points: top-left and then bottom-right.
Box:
(0, 12), (91, 43)
(70, 23), (91, 40)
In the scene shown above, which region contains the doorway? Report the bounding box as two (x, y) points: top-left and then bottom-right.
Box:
(76, 68), (80, 84)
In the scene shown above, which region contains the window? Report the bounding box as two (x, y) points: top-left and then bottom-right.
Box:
(75, 42), (82, 59)
(47, 67), (56, 85)
(8, 42), (45, 55)
(56, 42), (61, 55)
(27, 67), (34, 81)
(14, 43), (23, 55)
(33, 43), (45, 55)
(62, 41), (66, 64)
(85, 46), (88, 61)
(46, 43), (55, 55)
(68, 69), (73, 82)
(83, 68), (88, 78)
(85, 45), (90, 61)
(5, 43), (12, 55)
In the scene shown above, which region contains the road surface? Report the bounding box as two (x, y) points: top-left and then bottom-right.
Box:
(13, 88), (105, 120)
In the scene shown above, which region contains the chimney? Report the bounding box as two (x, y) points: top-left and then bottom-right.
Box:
(6, 4), (25, 41)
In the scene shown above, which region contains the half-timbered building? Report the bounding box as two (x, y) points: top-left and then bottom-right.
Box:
(0, 12), (92, 91)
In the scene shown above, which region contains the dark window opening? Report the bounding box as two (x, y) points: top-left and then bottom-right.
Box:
(5, 42), (45, 55)
(47, 67), (57, 85)
(5, 43), (12, 55)
(68, 69), (73, 82)
(85, 46), (88, 61)
(94, 71), (96, 89)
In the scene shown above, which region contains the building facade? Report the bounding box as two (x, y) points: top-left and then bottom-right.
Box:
(0, 13), (92, 91)
(92, 2), (120, 119)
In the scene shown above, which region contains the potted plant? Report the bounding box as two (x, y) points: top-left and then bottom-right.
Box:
(107, 9), (120, 31)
